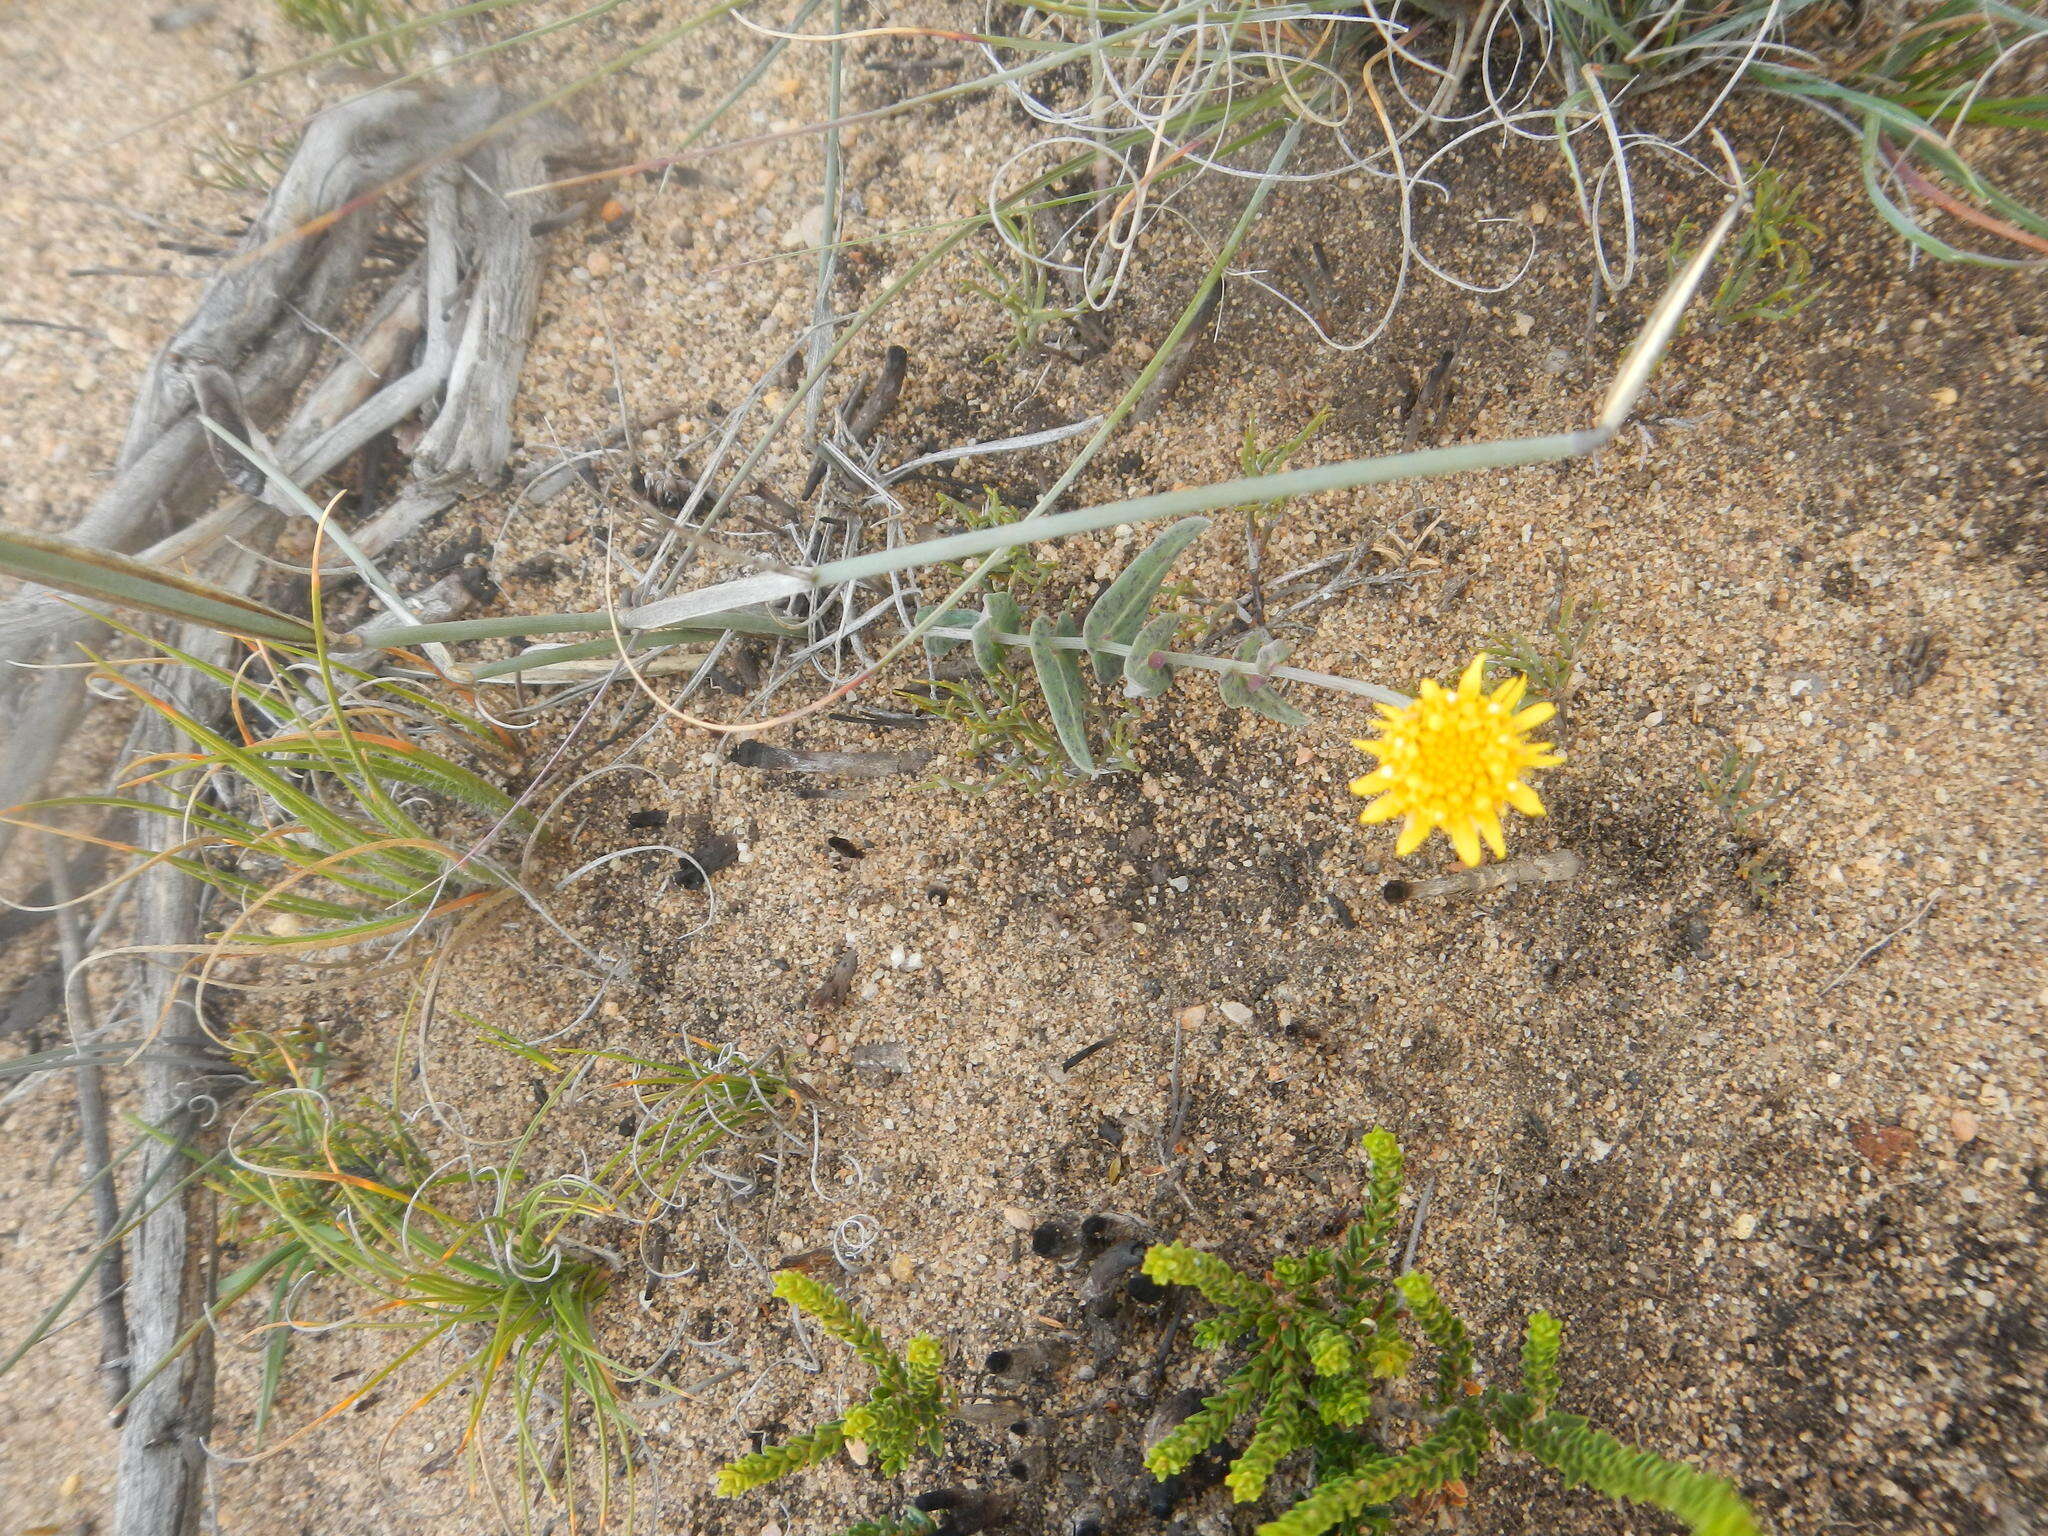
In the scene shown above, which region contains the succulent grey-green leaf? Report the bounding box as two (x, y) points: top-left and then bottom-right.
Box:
(1219, 633), (1310, 727)
(1081, 516), (1211, 683)
(1029, 614), (1095, 775)
(971, 591), (1026, 677)
(1122, 611), (1184, 699)
(969, 601), (1011, 676)
(916, 605), (981, 658)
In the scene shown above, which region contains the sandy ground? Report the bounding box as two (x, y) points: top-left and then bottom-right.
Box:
(1, 4), (2044, 1536)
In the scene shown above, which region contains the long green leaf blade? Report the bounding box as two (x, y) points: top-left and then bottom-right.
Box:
(1081, 515), (1210, 682)
(0, 527), (318, 644)
(1028, 614), (1094, 775)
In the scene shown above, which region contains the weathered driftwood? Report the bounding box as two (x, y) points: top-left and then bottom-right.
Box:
(728, 739), (933, 778)
(0, 85), (575, 876)
(109, 693), (222, 1536)
(0, 86), (580, 1536)
(48, 849), (130, 1409)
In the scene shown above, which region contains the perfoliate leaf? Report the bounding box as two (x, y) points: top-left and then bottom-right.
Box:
(916, 605), (980, 658)
(972, 591), (1026, 677)
(1122, 611), (1184, 699)
(1082, 516), (1211, 683)
(1029, 614), (1095, 774)
(1218, 633), (1309, 727)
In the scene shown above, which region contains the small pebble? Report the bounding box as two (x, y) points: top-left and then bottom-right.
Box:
(1730, 1212), (1758, 1240)
(888, 1253), (916, 1284)
(1950, 1109), (1981, 1144)
(1001, 1205), (1033, 1231)
(1218, 1001), (1253, 1027)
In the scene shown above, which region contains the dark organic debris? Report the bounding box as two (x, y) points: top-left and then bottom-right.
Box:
(1058, 1036), (1116, 1074)
(808, 945), (858, 1011)
(677, 835), (739, 890)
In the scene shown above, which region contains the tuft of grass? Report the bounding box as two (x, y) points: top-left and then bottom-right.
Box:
(1672, 167), (1821, 325)
(577, 1041), (792, 1214)
(3, 624), (526, 955)
(963, 205), (1087, 362)
(190, 128), (295, 196)
(209, 1069), (644, 1532)
(275, 0), (415, 71)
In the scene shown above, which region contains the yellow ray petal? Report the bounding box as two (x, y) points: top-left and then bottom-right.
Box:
(1512, 701), (1556, 730)
(1394, 815), (1431, 856)
(1448, 818), (1483, 867)
(1478, 808), (1507, 859)
(1457, 655), (1486, 699)
(1357, 794), (1404, 824)
(1506, 780), (1546, 818)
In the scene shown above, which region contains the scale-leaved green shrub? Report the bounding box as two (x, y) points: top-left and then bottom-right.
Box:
(716, 1271), (951, 1495)
(1142, 1130), (1761, 1536)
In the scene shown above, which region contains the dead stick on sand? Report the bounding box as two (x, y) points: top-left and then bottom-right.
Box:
(1818, 892), (1940, 997)
(0, 88), (581, 1536)
(47, 847), (131, 1411)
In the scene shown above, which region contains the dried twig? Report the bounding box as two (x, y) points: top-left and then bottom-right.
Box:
(1382, 849), (1583, 904)
(1818, 892), (1939, 997)
(802, 344), (908, 498)
(47, 848), (129, 1410)
(727, 740), (931, 778)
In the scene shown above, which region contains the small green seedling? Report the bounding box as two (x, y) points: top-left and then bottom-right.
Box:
(716, 1271), (950, 1495)
(1141, 1130), (1760, 1536)
(1484, 593), (1606, 712)
(1697, 746), (1793, 838)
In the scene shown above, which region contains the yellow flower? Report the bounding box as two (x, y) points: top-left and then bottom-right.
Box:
(1349, 656), (1562, 867)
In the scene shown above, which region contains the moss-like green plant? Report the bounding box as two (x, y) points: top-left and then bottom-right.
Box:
(716, 1272), (951, 1496)
(840, 1509), (938, 1536)
(1142, 1130), (1760, 1536)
